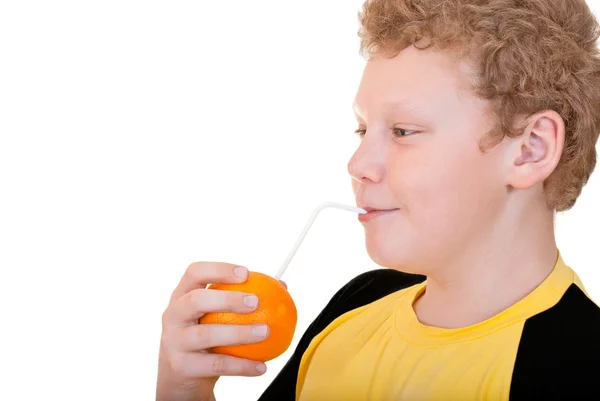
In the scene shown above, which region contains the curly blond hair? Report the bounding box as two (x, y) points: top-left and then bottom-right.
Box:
(358, 0), (600, 211)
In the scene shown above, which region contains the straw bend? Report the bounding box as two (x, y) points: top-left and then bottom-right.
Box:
(273, 202), (367, 280)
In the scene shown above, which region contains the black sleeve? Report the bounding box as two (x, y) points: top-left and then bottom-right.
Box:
(256, 268), (426, 401)
(509, 284), (600, 401)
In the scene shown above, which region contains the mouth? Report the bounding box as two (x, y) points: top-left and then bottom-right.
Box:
(358, 204), (399, 213)
(358, 208), (399, 223)
(362, 207), (389, 213)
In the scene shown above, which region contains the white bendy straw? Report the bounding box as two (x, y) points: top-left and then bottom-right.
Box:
(273, 202), (367, 281)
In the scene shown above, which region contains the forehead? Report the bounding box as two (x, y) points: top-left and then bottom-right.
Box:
(352, 47), (476, 119)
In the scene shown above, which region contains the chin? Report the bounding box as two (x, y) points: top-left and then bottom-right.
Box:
(365, 238), (424, 275)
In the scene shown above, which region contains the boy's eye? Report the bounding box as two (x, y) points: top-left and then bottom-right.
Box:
(354, 128), (367, 137)
(393, 128), (415, 137)
(353, 128), (416, 138)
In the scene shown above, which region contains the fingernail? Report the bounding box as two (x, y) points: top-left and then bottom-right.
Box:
(256, 363), (267, 373)
(252, 324), (268, 337)
(234, 266), (247, 279)
(244, 295), (258, 308)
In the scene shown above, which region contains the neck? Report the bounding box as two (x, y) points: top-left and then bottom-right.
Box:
(413, 203), (558, 329)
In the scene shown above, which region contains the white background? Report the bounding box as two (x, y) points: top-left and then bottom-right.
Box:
(1, 1), (600, 400)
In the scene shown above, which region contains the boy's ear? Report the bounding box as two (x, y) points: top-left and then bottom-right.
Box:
(506, 110), (565, 189)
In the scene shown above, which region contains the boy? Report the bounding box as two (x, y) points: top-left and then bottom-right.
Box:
(157, 0), (600, 400)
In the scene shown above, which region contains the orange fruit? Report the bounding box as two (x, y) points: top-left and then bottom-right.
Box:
(198, 271), (297, 362)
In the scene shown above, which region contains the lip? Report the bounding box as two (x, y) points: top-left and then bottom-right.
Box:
(358, 208), (399, 223)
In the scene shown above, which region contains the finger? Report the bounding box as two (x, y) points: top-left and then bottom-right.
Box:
(164, 288), (259, 325)
(170, 262), (249, 302)
(179, 323), (270, 351)
(172, 352), (267, 378)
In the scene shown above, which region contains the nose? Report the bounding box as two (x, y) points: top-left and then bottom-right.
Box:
(347, 138), (384, 185)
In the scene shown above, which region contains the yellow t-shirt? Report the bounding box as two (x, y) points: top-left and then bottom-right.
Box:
(296, 253), (589, 400)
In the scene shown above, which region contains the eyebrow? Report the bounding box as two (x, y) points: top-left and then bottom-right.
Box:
(352, 100), (429, 121)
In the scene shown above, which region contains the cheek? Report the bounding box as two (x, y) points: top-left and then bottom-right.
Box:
(390, 141), (501, 232)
